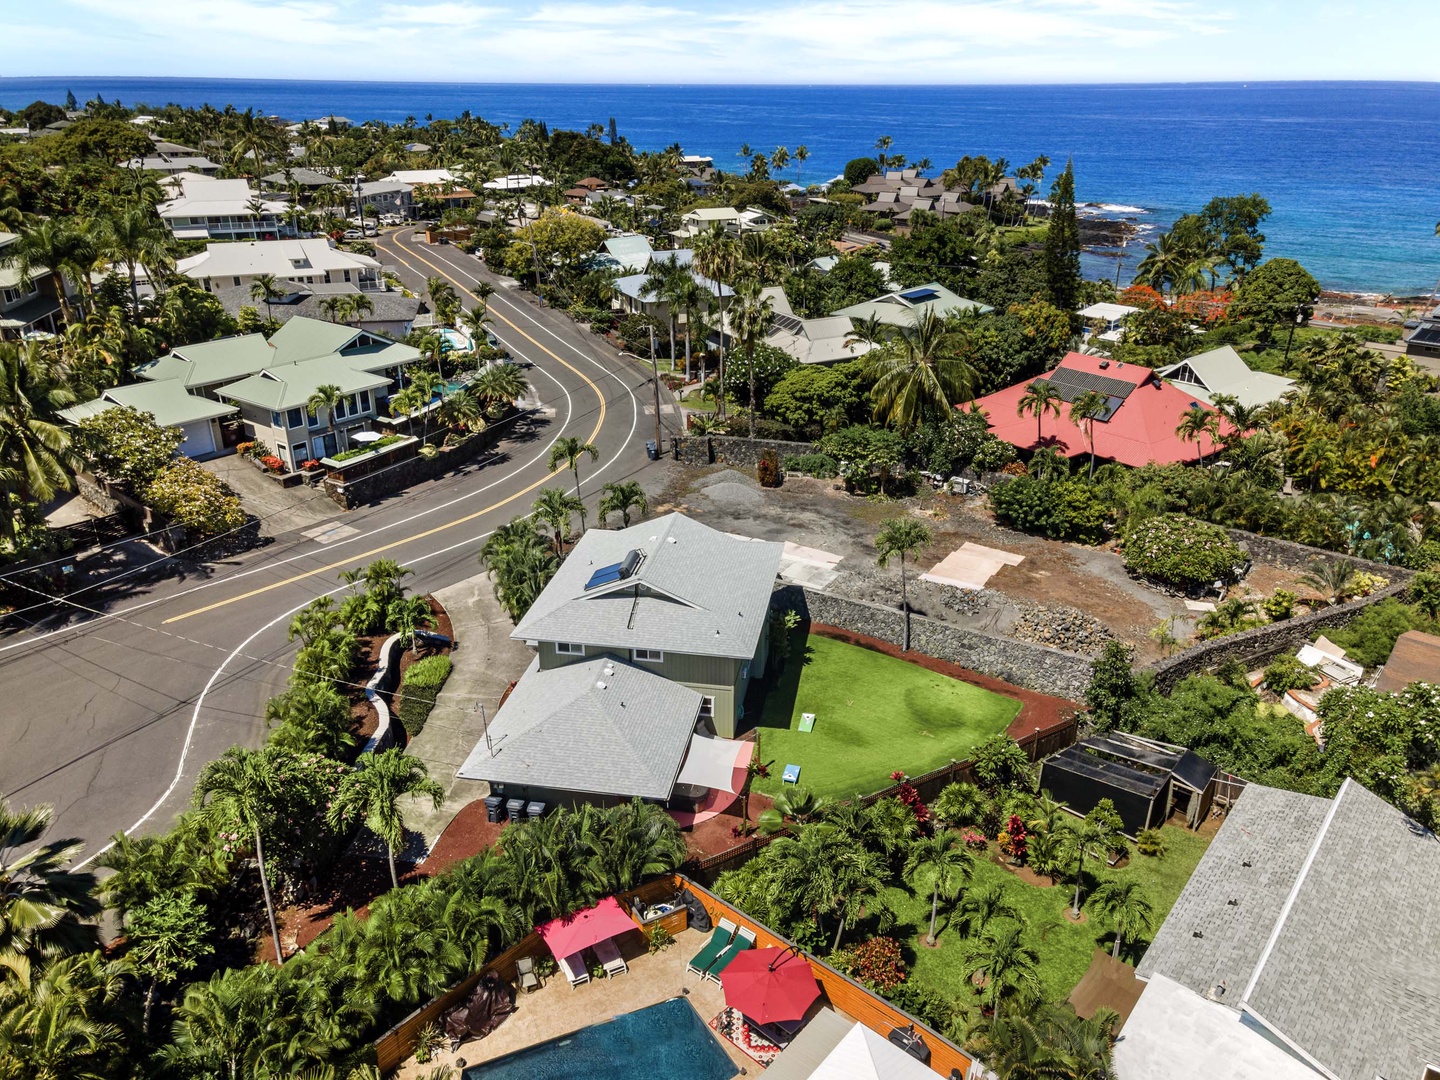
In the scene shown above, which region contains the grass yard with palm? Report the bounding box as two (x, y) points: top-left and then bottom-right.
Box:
(891, 825), (1210, 1005)
(750, 633), (1021, 800)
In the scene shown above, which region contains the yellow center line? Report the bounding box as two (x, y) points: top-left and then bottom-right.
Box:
(162, 237), (607, 624)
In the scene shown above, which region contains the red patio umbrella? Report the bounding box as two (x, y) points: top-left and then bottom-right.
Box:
(537, 896), (637, 959)
(720, 946), (822, 1025)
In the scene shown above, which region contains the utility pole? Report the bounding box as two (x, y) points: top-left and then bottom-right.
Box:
(648, 321), (663, 453)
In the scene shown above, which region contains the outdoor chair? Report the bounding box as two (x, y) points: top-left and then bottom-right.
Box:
(515, 955), (539, 994)
(593, 937), (628, 977)
(557, 951), (589, 989)
(705, 926), (757, 983)
(686, 917), (737, 977)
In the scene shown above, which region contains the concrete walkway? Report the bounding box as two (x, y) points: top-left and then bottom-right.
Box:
(399, 572), (535, 851)
(200, 453), (342, 537)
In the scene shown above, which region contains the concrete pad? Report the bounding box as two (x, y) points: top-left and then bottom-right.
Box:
(921, 542), (1024, 591)
(200, 453), (340, 535)
(401, 573), (536, 851)
(961, 541), (1025, 566)
(301, 522), (359, 545)
(1184, 600), (1217, 612)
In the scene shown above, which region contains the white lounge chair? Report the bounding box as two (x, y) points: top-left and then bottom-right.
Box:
(593, 937), (628, 977)
(557, 951), (589, 988)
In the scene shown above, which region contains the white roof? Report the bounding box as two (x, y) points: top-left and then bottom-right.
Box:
(177, 238), (379, 280)
(482, 173), (550, 190)
(384, 169), (458, 187)
(808, 1023), (936, 1080)
(158, 176), (283, 219)
(1158, 346), (1296, 409)
(1115, 975), (1321, 1080)
(685, 207), (740, 221)
(1079, 302), (1140, 321)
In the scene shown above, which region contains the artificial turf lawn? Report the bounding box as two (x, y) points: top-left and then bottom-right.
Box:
(890, 825), (1212, 1005)
(750, 634), (1021, 800)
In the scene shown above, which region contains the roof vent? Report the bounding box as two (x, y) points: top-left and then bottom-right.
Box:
(1242, 860), (1252, 867)
(595, 681), (607, 690)
(1227, 898), (1239, 906)
(1206, 981), (1228, 1002)
(1098, 360), (1110, 369)
(667, 536), (677, 544)
(1192, 930), (1204, 939)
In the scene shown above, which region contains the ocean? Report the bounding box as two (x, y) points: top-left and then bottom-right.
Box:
(3, 78), (1438, 296)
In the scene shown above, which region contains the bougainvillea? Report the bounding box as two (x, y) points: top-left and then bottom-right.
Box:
(890, 772), (930, 825)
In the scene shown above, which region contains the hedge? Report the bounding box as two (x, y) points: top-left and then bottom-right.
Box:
(1122, 513), (1245, 588)
(395, 654), (452, 740)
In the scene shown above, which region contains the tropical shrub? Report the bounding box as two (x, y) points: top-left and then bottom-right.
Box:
(1263, 655), (1319, 695)
(144, 458), (247, 539)
(76, 406), (183, 491)
(756, 448), (782, 488)
(1122, 513), (1244, 588)
(971, 734), (1032, 793)
(1262, 588), (1297, 621)
(931, 781), (987, 829)
(1326, 597), (1433, 669)
(988, 476), (1108, 544)
(841, 936), (906, 992)
(998, 814), (1027, 861)
(782, 452), (839, 478)
(396, 655), (452, 739)
(1135, 828), (1166, 857)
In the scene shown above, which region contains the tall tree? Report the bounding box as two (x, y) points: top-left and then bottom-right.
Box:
(875, 516), (932, 652)
(1089, 878), (1155, 958)
(1016, 379), (1064, 449)
(1068, 389), (1108, 478)
(1176, 406), (1220, 466)
(598, 480), (647, 528)
(125, 892), (212, 1036)
(0, 218), (92, 323)
(304, 382), (344, 457)
(547, 436), (598, 532)
(903, 833), (972, 946)
(249, 273), (284, 325)
(963, 920), (1041, 1012)
(96, 206), (174, 310)
(731, 279), (775, 437)
(865, 310), (978, 432)
(0, 800), (101, 961)
(691, 225), (741, 421)
(0, 342), (77, 544)
(1043, 160), (1081, 316)
(328, 749), (444, 890)
(532, 486), (583, 556)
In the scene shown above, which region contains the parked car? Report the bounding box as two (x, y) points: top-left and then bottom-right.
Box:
(343, 229), (363, 239)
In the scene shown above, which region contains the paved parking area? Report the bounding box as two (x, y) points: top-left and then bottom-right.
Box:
(200, 453), (341, 536)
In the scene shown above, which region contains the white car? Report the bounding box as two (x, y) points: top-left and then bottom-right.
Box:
(342, 229), (363, 239)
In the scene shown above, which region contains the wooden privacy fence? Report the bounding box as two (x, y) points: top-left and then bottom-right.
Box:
(372, 874), (973, 1078)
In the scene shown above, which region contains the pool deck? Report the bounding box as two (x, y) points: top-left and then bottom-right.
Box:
(395, 926), (774, 1078)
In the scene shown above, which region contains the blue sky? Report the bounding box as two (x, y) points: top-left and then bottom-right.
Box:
(11, 0), (1440, 83)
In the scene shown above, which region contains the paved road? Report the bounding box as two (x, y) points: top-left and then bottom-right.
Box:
(0, 233), (672, 863)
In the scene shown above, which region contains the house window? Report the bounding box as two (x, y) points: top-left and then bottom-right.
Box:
(699, 696), (715, 719)
(286, 407), (304, 428)
(2, 287), (22, 305)
(270, 410), (282, 427)
(359, 390), (371, 412)
(342, 270), (351, 282)
(334, 398), (347, 421)
(292, 442), (307, 465)
(554, 642), (584, 656)
(232, 276), (241, 287)
(307, 408), (322, 428)
(632, 648), (663, 663)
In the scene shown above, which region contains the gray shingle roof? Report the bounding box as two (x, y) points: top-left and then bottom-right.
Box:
(211, 284), (420, 327)
(1139, 780), (1440, 1080)
(456, 655), (702, 799)
(513, 513), (783, 660)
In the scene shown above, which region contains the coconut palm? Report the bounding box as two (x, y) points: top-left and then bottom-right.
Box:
(1296, 557), (1362, 606)
(875, 516), (932, 651)
(478, 517), (557, 621)
(731, 278), (774, 436)
(0, 218), (93, 322)
(532, 487), (583, 556)
(547, 436), (599, 531)
(598, 480), (648, 528)
(1016, 379), (1064, 448)
(639, 256), (688, 367)
(305, 382), (345, 457)
(1068, 389), (1108, 478)
(0, 341), (78, 543)
(0, 801), (101, 961)
(952, 883), (1022, 945)
(249, 273), (285, 326)
(96, 206), (174, 309)
(328, 749), (444, 890)
(1176, 406), (1220, 466)
(193, 746), (286, 963)
(0, 950), (130, 1080)
(904, 833), (973, 945)
(385, 594), (436, 655)
(691, 225), (742, 420)
(963, 920), (1041, 1012)
(866, 309), (978, 433)
(845, 314), (890, 352)
(1089, 878), (1155, 958)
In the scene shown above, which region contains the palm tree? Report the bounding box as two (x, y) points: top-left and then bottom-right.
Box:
(845, 314), (890, 352)
(471, 363), (528, 415)
(1089, 878), (1155, 958)
(1068, 389), (1108, 478)
(305, 382), (344, 457)
(794, 145), (810, 187)
(639, 256), (687, 367)
(963, 921), (1041, 1012)
(0, 218), (91, 322)
(385, 594), (436, 654)
(318, 295), (344, 323)
(598, 480), (647, 528)
(96, 206), (174, 310)
(875, 516), (932, 651)
(951, 882), (1021, 939)
(193, 746), (286, 964)
(1296, 557), (1361, 606)
(1063, 810), (1123, 917)
(547, 436), (599, 531)
(731, 278), (774, 436)
(342, 291), (374, 326)
(328, 749), (444, 890)
(866, 309), (978, 433)
(460, 302), (492, 348)
(479, 517), (557, 621)
(1016, 379), (1064, 448)
(532, 487), (583, 556)
(903, 833), (972, 946)
(249, 273), (285, 325)
(0, 341), (78, 544)
(1176, 406), (1220, 466)
(0, 800), (101, 960)
(691, 225), (741, 421)
(0, 951), (130, 1080)
(425, 277), (460, 327)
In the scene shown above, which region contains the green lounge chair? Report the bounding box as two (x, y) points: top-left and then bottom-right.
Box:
(686, 917), (737, 977)
(705, 926), (757, 983)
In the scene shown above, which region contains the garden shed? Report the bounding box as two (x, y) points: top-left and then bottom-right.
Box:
(1039, 733), (1218, 836)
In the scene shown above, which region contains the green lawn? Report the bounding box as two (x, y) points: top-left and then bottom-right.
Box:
(750, 634), (1021, 800)
(891, 825), (1211, 1005)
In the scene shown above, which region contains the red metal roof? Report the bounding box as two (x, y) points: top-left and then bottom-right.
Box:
(965, 353), (1229, 468)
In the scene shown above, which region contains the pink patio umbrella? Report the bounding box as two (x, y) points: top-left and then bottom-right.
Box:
(536, 896), (638, 959)
(720, 946), (822, 1025)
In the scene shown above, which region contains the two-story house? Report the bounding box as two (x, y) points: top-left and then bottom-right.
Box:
(178, 238), (384, 295)
(0, 230), (67, 340)
(457, 513), (783, 808)
(156, 174), (288, 241)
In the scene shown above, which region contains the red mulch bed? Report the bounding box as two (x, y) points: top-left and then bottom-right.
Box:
(807, 622), (1078, 746)
(680, 790), (775, 862)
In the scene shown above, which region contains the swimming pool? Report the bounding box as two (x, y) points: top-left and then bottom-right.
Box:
(438, 327), (473, 352)
(463, 997), (735, 1080)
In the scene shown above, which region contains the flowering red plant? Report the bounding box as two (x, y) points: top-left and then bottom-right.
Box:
(961, 829), (988, 852)
(260, 455), (285, 472)
(846, 936), (906, 992)
(1000, 814), (1028, 861)
(890, 772), (929, 825)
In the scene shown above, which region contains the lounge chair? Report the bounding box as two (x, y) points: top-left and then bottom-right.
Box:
(705, 926), (757, 983)
(515, 955), (539, 994)
(686, 917), (737, 977)
(557, 951), (589, 988)
(593, 937), (628, 977)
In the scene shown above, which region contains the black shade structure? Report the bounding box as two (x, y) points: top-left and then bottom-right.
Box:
(1039, 733), (1219, 836)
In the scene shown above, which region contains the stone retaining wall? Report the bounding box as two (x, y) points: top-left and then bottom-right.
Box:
(673, 435), (816, 470)
(773, 584), (1094, 702)
(1227, 528), (1405, 576)
(323, 426), (505, 509)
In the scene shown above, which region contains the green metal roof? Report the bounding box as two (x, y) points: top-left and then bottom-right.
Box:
(218, 355), (391, 411)
(59, 379), (237, 429)
(268, 318), (362, 364)
(137, 334), (275, 387)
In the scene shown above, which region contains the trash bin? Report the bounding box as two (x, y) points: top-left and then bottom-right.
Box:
(485, 796), (504, 823)
(505, 798), (526, 823)
(645, 439), (659, 461)
(526, 801), (547, 821)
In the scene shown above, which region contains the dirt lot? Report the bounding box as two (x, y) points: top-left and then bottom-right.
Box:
(644, 462), (1310, 664)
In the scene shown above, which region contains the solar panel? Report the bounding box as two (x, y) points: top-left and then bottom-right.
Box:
(585, 562), (626, 590)
(1407, 322), (1440, 347)
(900, 287), (939, 302)
(771, 312), (805, 336)
(1044, 367), (1138, 400)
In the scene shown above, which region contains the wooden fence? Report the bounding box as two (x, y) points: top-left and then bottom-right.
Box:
(371, 874), (972, 1077)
